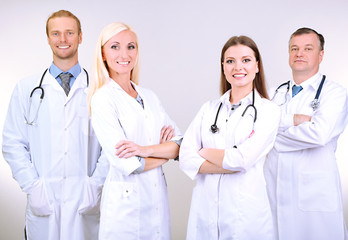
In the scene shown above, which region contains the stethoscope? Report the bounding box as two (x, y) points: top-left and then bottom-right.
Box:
(24, 68), (89, 125)
(271, 75), (326, 110)
(211, 88), (257, 134)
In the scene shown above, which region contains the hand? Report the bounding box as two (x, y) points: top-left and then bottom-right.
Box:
(115, 140), (149, 158)
(160, 125), (174, 144)
(293, 114), (311, 126)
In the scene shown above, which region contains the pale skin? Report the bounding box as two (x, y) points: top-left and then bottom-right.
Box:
(198, 44), (258, 174)
(102, 30), (179, 172)
(289, 33), (324, 126)
(47, 16), (82, 72)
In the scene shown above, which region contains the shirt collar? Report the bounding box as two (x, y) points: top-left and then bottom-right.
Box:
(291, 72), (321, 89)
(220, 89), (256, 107)
(49, 62), (81, 78)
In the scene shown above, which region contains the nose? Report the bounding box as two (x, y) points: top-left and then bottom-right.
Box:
(119, 48), (129, 58)
(60, 33), (67, 42)
(234, 60), (242, 70)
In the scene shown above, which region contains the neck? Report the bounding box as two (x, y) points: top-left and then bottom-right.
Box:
(110, 72), (137, 97)
(292, 70), (319, 85)
(230, 86), (252, 104)
(53, 57), (78, 72)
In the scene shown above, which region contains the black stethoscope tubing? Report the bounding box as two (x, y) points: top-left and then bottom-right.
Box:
(271, 75), (326, 110)
(30, 68), (89, 99)
(211, 88), (257, 134)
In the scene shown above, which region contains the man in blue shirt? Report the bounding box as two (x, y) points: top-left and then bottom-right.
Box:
(2, 10), (108, 240)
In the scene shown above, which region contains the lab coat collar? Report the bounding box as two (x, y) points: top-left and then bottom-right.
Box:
(108, 78), (139, 92)
(219, 89), (261, 107)
(290, 72), (322, 92)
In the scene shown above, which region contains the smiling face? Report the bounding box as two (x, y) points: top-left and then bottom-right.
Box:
(102, 30), (137, 80)
(47, 16), (82, 64)
(289, 33), (323, 81)
(222, 44), (259, 92)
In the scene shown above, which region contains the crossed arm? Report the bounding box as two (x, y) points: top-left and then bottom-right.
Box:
(198, 148), (237, 174)
(115, 126), (180, 172)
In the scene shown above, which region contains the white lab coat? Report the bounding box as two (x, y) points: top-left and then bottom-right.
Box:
(2, 68), (109, 240)
(179, 90), (280, 240)
(90, 79), (182, 240)
(265, 73), (348, 240)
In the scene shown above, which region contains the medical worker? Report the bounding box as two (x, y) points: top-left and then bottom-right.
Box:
(179, 36), (280, 239)
(265, 27), (348, 240)
(87, 22), (182, 239)
(2, 10), (108, 240)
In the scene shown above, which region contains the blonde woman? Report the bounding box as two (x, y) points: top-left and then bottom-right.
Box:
(88, 22), (181, 239)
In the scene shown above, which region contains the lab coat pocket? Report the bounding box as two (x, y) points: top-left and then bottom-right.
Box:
(101, 181), (139, 238)
(78, 177), (102, 215)
(298, 172), (338, 212)
(28, 179), (53, 216)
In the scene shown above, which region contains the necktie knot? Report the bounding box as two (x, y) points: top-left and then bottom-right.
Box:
(292, 85), (303, 97)
(59, 72), (72, 96)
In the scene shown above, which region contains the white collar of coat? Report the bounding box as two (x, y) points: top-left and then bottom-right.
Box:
(290, 72), (322, 92)
(108, 78), (139, 92)
(219, 89), (261, 107)
(40, 66), (88, 90)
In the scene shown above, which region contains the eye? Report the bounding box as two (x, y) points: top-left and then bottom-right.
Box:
(290, 47), (298, 52)
(111, 45), (119, 50)
(225, 59), (234, 64)
(52, 32), (59, 36)
(128, 44), (136, 50)
(243, 58), (251, 63)
(67, 32), (73, 36)
(305, 47), (312, 51)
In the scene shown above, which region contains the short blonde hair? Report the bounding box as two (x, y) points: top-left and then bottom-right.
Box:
(87, 22), (140, 113)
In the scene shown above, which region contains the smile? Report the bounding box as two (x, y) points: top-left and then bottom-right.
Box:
(233, 74), (246, 78)
(58, 45), (70, 49)
(117, 61), (130, 65)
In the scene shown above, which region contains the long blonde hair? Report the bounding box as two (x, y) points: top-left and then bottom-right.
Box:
(87, 22), (140, 114)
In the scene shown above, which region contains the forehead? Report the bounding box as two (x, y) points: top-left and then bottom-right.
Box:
(290, 33), (319, 47)
(107, 30), (137, 44)
(225, 44), (255, 58)
(47, 17), (78, 32)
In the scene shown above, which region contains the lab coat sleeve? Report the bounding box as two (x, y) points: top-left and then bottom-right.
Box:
(274, 84), (348, 152)
(155, 93), (183, 143)
(2, 82), (39, 193)
(91, 92), (141, 176)
(179, 104), (207, 180)
(223, 103), (281, 172)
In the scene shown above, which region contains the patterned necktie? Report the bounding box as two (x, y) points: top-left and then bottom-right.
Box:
(59, 72), (72, 96)
(292, 85), (303, 97)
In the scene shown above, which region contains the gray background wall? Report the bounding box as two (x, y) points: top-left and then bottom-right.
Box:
(1, 0), (347, 239)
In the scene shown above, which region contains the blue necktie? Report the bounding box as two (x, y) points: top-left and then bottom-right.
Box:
(292, 85), (303, 97)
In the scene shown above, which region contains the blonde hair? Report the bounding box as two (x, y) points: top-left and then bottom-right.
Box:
(87, 22), (140, 114)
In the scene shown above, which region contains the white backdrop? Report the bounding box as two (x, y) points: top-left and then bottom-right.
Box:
(1, 0), (347, 239)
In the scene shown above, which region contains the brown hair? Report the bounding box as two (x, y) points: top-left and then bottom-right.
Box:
(46, 10), (81, 36)
(220, 36), (268, 99)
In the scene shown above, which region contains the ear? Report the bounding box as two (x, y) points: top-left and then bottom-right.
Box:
(79, 32), (83, 44)
(256, 61), (259, 73)
(319, 50), (324, 64)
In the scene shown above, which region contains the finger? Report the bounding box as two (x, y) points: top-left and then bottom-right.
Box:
(115, 143), (128, 155)
(115, 140), (130, 149)
(160, 126), (168, 138)
(166, 129), (174, 141)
